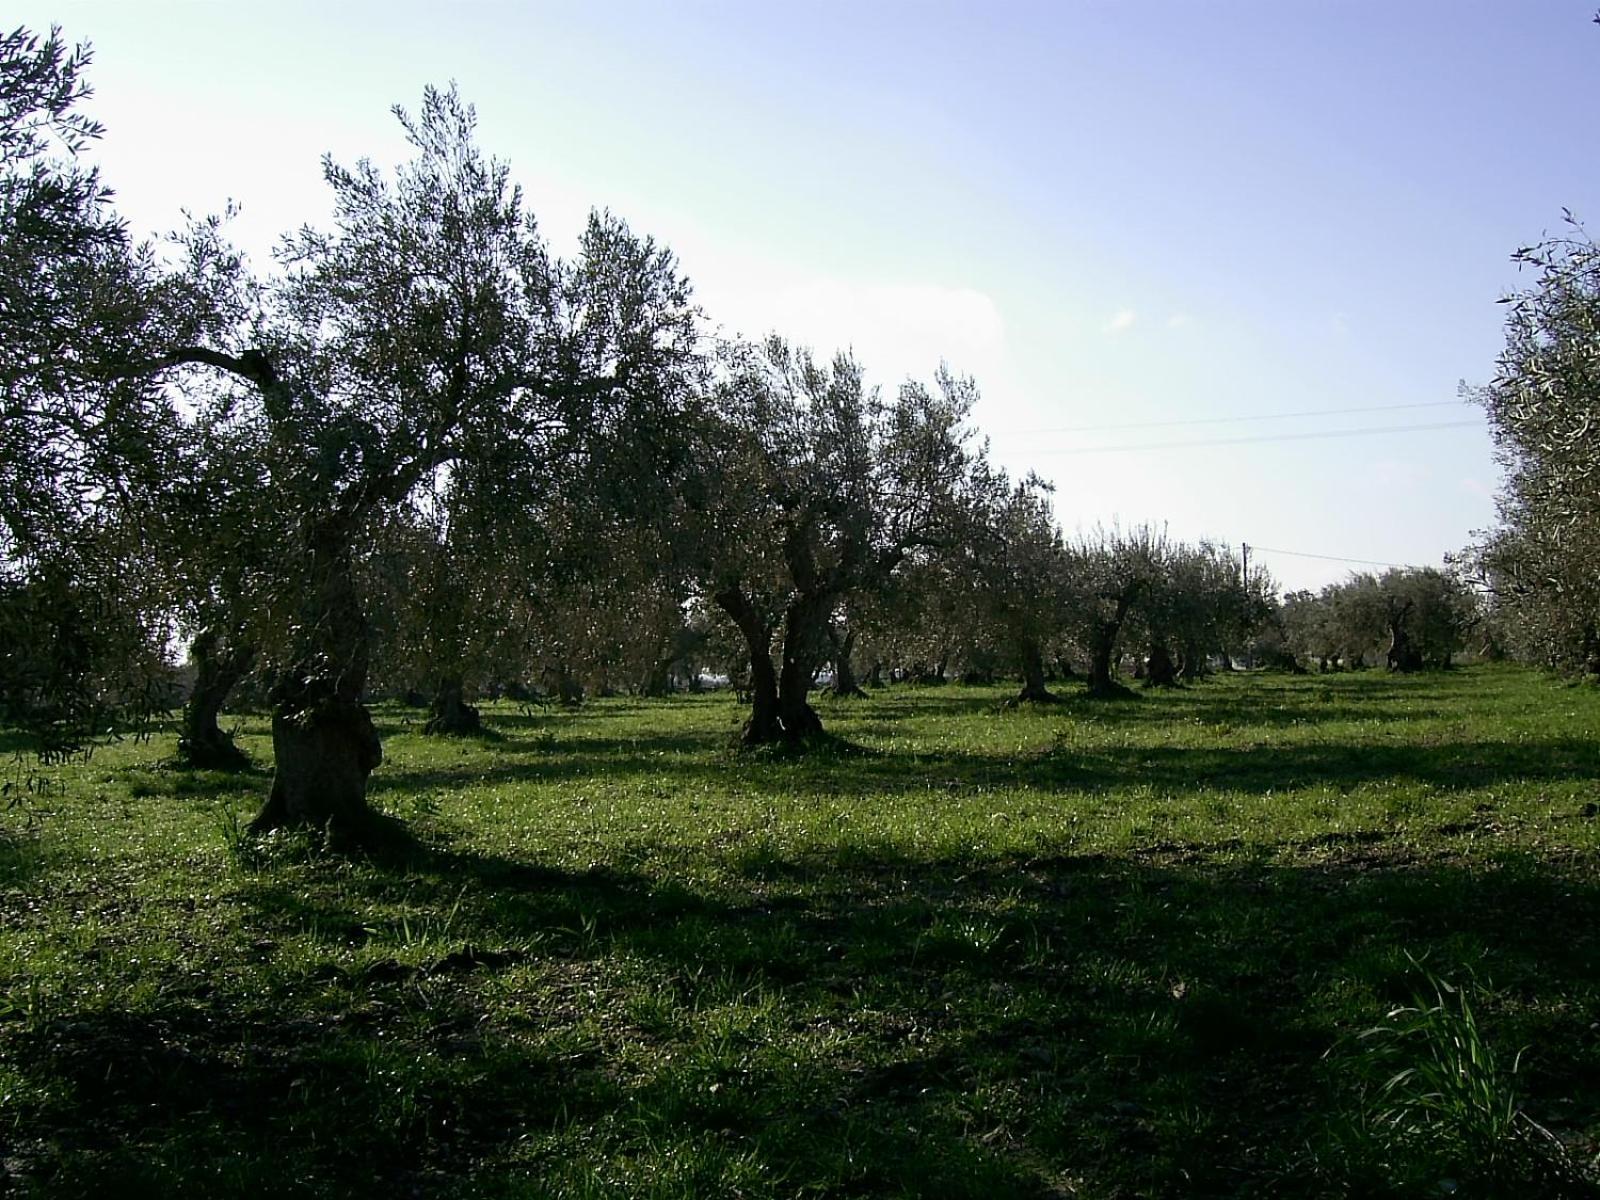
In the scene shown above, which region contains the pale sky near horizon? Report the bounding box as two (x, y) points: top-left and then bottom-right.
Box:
(20, 2), (1598, 592)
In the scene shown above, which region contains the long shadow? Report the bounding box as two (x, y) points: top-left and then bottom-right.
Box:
(361, 726), (1600, 804)
(1032, 736), (1600, 794)
(15, 831), (1600, 1196)
(823, 690), (1016, 723)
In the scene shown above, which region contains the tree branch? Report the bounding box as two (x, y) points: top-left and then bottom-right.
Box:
(111, 345), (279, 391)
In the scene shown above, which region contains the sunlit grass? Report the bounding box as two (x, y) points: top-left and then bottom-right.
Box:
(2, 665), (1599, 1196)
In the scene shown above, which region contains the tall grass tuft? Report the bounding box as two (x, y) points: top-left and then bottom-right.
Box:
(1331, 962), (1599, 1197)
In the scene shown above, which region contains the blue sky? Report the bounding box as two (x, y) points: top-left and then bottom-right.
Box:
(24, 1), (1599, 590)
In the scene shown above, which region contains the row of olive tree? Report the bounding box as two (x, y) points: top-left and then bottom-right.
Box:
(800, 504), (1274, 704)
(3, 30), (712, 839)
(1266, 568), (1480, 673)
(0, 26), (1312, 842)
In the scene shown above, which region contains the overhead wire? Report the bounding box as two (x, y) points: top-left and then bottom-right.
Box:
(1245, 544), (1414, 570)
(1000, 398), (1473, 436)
(1019, 419), (1482, 455)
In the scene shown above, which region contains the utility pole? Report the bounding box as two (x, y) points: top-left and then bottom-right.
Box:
(1240, 542), (1252, 669)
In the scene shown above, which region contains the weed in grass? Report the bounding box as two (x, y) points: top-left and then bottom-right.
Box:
(1327, 960), (1600, 1196)
(213, 801), (252, 863)
(393, 884), (469, 955)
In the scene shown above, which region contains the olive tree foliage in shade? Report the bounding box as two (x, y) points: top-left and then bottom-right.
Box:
(0, 26), (188, 755)
(1374, 567), (1479, 671)
(367, 209), (702, 730)
(1470, 220), (1600, 676)
(126, 86), (558, 841)
(697, 340), (975, 744)
(1276, 588), (1339, 671)
(164, 404), (279, 766)
(1061, 523), (1166, 698)
(1134, 540), (1269, 685)
(957, 464), (1071, 702)
(1275, 569), (1477, 672)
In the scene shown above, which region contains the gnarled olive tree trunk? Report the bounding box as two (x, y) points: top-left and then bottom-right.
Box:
(1015, 637), (1060, 703)
(1084, 590), (1138, 699)
(1143, 638), (1178, 688)
(542, 662), (585, 707)
(716, 585), (836, 743)
(641, 655), (675, 698)
(425, 673), (481, 735)
(1179, 640), (1208, 682)
(177, 627), (256, 769)
(250, 515), (382, 842)
(1386, 599), (1422, 672)
(715, 586), (782, 744)
(776, 591), (832, 738)
(1086, 620), (1129, 698)
(828, 625), (866, 699)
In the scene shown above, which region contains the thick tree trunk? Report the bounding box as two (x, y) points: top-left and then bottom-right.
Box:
(641, 655), (674, 698)
(1579, 625), (1600, 677)
(865, 659), (885, 688)
(542, 663), (584, 706)
(252, 699), (383, 842)
(250, 513), (383, 842)
(177, 627), (255, 769)
(424, 674), (481, 735)
(1015, 638), (1060, 703)
(1144, 639), (1179, 687)
(715, 586), (783, 744)
(1387, 625), (1423, 672)
(776, 592), (830, 738)
(1178, 641), (1208, 682)
(1384, 599), (1421, 672)
(829, 627), (866, 698)
(1086, 621), (1131, 699)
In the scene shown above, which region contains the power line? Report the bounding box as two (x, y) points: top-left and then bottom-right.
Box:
(1246, 544), (1414, 570)
(1026, 418), (1481, 455)
(1000, 398), (1471, 436)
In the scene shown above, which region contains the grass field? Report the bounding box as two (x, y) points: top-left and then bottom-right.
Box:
(3, 665), (1600, 1197)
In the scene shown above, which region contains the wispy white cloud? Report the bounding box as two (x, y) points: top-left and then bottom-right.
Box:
(1104, 309), (1137, 335)
(1166, 312), (1193, 329)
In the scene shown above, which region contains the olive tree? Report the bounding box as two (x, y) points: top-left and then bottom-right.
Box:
(698, 340), (974, 743)
(0, 26), (187, 756)
(1472, 220), (1600, 675)
(126, 87), (556, 840)
(1135, 540), (1264, 685)
(1061, 524), (1165, 698)
(958, 464), (1071, 703)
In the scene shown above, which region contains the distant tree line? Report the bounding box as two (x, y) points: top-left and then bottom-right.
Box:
(0, 27), (1528, 844)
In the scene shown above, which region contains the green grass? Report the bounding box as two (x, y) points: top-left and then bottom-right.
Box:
(3, 665), (1600, 1196)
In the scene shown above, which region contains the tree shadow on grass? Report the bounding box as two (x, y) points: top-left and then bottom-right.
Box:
(12, 826), (1600, 1197)
(824, 690), (1011, 724)
(360, 724), (1600, 804)
(1031, 736), (1600, 795)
